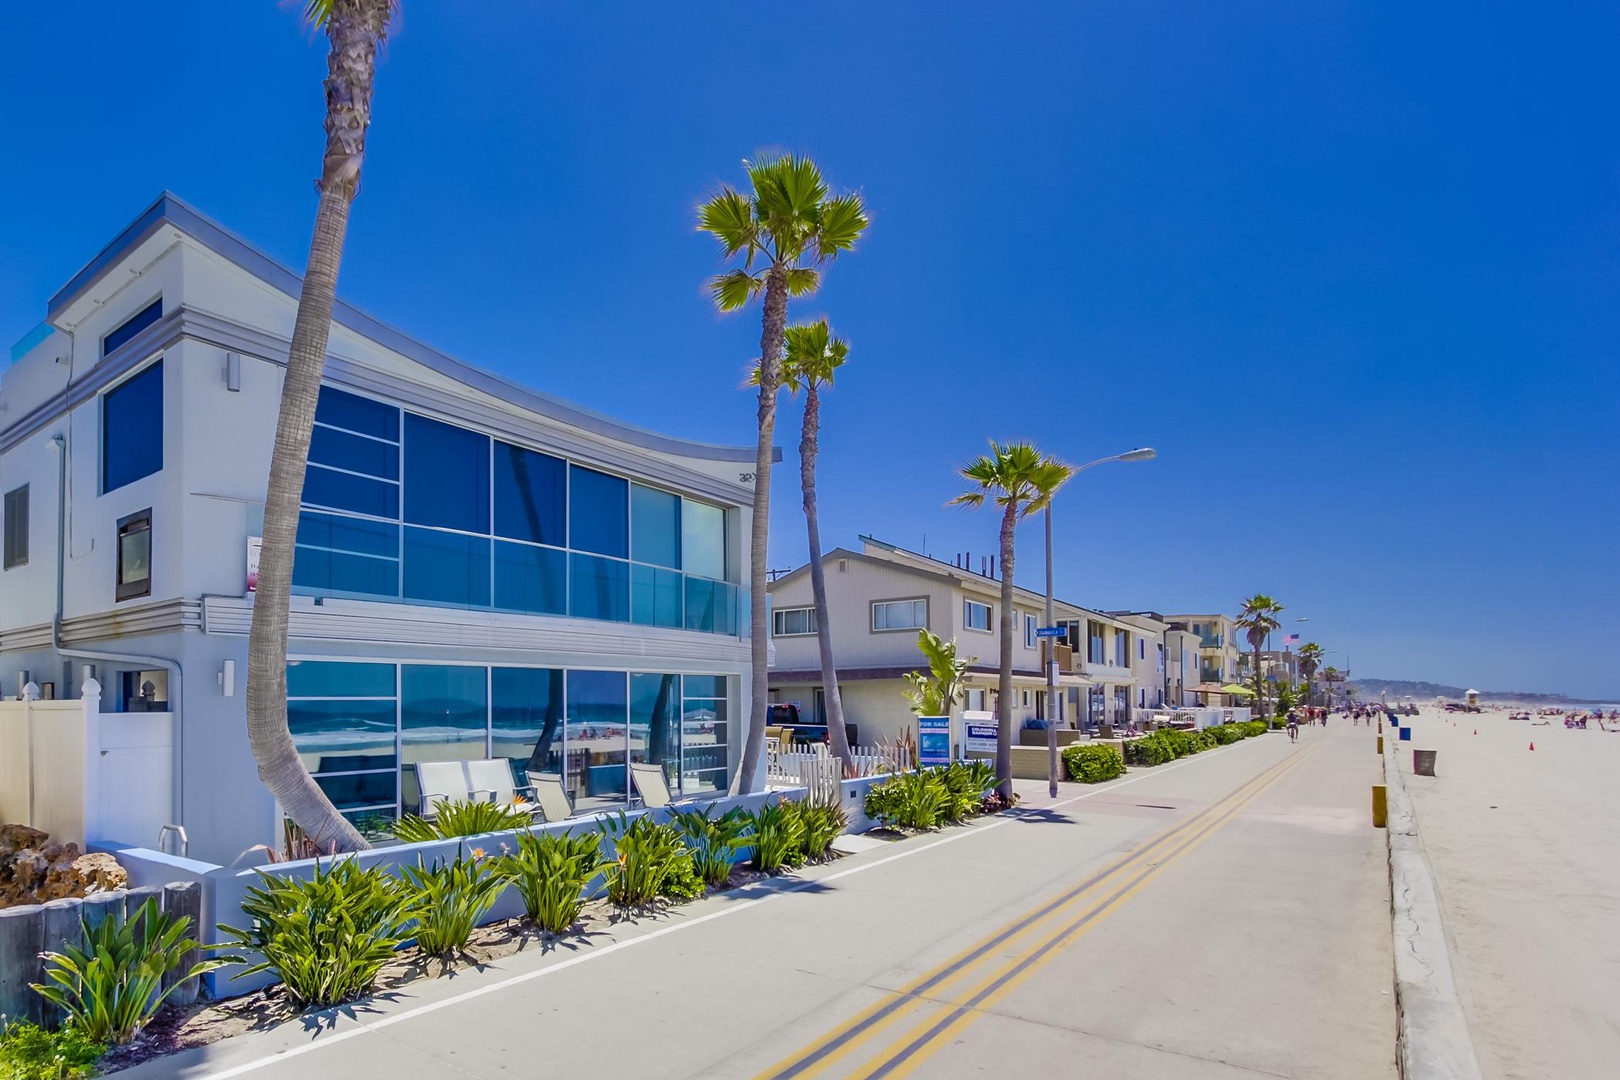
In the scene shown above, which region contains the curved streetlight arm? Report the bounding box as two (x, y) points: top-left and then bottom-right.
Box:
(1070, 447), (1157, 477)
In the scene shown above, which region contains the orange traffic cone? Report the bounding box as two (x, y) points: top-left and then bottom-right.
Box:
(1473, 729), (1477, 735)
(1529, 742), (1535, 751)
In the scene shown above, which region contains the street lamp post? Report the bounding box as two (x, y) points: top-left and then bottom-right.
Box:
(1046, 447), (1156, 798)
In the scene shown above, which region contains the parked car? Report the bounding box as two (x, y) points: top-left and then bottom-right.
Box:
(767, 702), (858, 749)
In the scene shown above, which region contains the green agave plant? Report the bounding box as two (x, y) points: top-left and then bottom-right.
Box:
(32, 897), (235, 1045)
(598, 813), (690, 906)
(400, 846), (510, 956)
(747, 799), (807, 872)
(669, 804), (751, 888)
(390, 799), (530, 843)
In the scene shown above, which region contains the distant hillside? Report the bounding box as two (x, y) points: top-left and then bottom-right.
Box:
(1348, 678), (1605, 704)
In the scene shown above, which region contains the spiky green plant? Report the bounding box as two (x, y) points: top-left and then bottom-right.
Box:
(498, 830), (606, 933)
(598, 813), (690, 906)
(32, 898), (233, 1045)
(390, 799), (530, 842)
(797, 797), (848, 860)
(669, 804), (751, 888)
(400, 846), (509, 956)
(216, 857), (413, 1009)
(747, 800), (807, 873)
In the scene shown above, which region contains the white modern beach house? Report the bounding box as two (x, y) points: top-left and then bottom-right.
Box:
(0, 194), (759, 864)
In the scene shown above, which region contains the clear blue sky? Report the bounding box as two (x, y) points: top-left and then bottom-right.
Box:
(3, 3), (1616, 698)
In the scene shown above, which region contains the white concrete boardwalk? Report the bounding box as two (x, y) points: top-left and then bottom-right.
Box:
(123, 722), (1394, 1080)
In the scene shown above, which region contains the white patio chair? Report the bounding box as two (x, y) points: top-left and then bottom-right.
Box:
(415, 761), (485, 816)
(525, 771), (577, 823)
(629, 762), (692, 810)
(466, 759), (541, 816)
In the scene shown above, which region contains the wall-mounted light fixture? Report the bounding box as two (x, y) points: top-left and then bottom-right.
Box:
(219, 658), (236, 697)
(225, 352), (242, 392)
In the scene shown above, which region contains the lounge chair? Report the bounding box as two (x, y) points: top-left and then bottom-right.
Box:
(415, 761), (493, 816)
(525, 772), (577, 823)
(629, 762), (692, 810)
(466, 758), (540, 814)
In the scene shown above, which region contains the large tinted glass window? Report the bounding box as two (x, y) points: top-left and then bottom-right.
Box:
(404, 414), (489, 531)
(494, 443), (566, 546)
(289, 699), (398, 776)
(631, 564), (682, 628)
(681, 681), (729, 794)
(493, 541), (567, 615)
(682, 500), (726, 580)
(404, 528), (490, 607)
(315, 386), (399, 441)
(401, 665), (488, 810)
(685, 576), (737, 634)
(631, 672), (682, 789)
(302, 467), (399, 518)
(571, 553), (629, 622)
(631, 485), (680, 569)
(288, 660), (397, 698)
(492, 667), (564, 779)
(568, 466), (628, 558)
(565, 669), (628, 808)
(311, 426), (399, 480)
(102, 361), (163, 492)
(102, 299), (163, 357)
(294, 512), (399, 597)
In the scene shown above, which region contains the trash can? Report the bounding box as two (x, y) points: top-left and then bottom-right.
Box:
(1413, 749), (1437, 777)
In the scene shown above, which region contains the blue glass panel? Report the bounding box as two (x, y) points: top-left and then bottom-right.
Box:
(401, 665), (488, 810)
(102, 360), (163, 492)
(565, 669), (628, 804)
(102, 299), (162, 356)
(630, 672), (681, 789)
(404, 414), (489, 531)
(287, 660), (396, 699)
(403, 528), (490, 607)
(315, 772), (396, 811)
(631, 564), (682, 628)
(684, 576), (737, 635)
(491, 667), (564, 776)
(568, 466), (627, 558)
(289, 699), (398, 773)
(296, 512), (399, 558)
(681, 500), (726, 581)
(631, 485), (680, 569)
(570, 553), (628, 622)
(303, 465), (399, 518)
(681, 694), (729, 793)
(292, 545), (399, 597)
(683, 674), (726, 699)
(494, 443), (566, 546)
(493, 541), (567, 615)
(316, 386), (399, 441)
(311, 426), (399, 480)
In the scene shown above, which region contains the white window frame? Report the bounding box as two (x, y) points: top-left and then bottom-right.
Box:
(963, 599), (992, 633)
(872, 597), (928, 633)
(1024, 612), (1037, 649)
(772, 606), (817, 637)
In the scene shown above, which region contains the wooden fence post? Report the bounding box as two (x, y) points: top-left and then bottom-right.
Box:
(161, 882), (203, 1004)
(36, 898), (84, 1027)
(0, 904), (45, 1025)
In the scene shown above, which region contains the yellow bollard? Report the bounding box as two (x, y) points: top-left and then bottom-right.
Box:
(1372, 784), (1388, 828)
(1376, 735), (1383, 754)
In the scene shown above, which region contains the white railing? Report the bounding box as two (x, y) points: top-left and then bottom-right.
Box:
(767, 742), (915, 798)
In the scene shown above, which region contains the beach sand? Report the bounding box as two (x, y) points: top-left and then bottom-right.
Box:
(1392, 707), (1620, 1080)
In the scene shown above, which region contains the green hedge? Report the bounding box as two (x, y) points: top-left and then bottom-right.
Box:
(1062, 744), (1125, 783)
(1121, 722), (1268, 769)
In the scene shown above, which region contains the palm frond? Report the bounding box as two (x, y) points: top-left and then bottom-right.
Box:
(953, 441), (1072, 517)
(784, 265), (821, 297)
(299, 0), (399, 31)
(697, 187), (761, 257)
(708, 268), (764, 312)
(815, 193), (871, 259)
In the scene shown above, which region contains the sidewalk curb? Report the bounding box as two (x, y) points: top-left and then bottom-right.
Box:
(1382, 739), (1484, 1080)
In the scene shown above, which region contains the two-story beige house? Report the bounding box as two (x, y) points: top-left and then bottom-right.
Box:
(766, 536), (1150, 747)
(1163, 613), (1245, 705)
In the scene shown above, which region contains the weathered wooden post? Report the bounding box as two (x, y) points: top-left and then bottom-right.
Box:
(0, 904), (45, 1024)
(37, 897), (85, 1027)
(161, 882), (204, 1004)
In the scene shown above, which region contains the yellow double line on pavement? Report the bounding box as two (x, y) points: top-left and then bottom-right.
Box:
(754, 738), (1323, 1080)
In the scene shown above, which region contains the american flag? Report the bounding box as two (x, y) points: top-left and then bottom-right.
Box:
(1284, 633), (1300, 645)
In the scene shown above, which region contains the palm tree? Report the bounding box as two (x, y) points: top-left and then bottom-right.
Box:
(1235, 594), (1283, 718)
(1297, 642), (1324, 706)
(697, 155), (869, 793)
(1321, 663), (1340, 711)
(781, 320), (855, 773)
(244, 0), (398, 854)
(952, 442), (1074, 800)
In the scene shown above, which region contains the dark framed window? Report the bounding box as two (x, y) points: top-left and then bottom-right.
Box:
(116, 509), (152, 601)
(404, 414), (489, 532)
(102, 361), (163, 492)
(3, 485), (28, 569)
(569, 466), (628, 558)
(494, 442), (566, 546)
(102, 298), (162, 357)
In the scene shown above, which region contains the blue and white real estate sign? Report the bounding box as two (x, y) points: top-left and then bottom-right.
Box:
(917, 716), (952, 767)
(962, 716), (999, 756)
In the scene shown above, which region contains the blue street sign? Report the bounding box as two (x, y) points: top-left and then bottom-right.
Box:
(1035, 627), (1064, 638)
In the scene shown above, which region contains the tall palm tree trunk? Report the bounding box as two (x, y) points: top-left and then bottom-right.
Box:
(800, 381), (853, 774)
(995, 505), (1017, 800)
(245, 0), (389, 854)
(737, 266), (788, 793)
